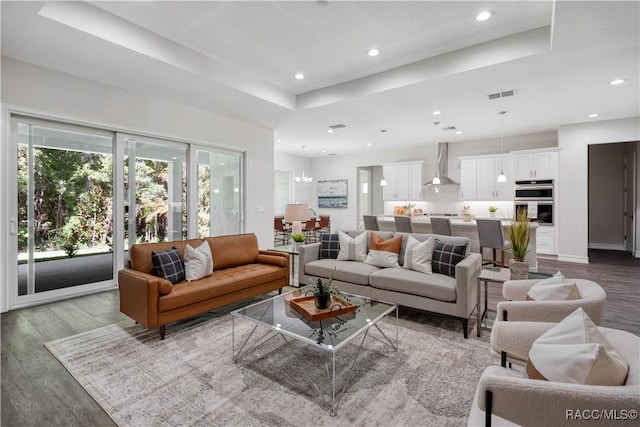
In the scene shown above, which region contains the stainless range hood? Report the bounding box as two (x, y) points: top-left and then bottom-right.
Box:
(424, 142), (459, 186)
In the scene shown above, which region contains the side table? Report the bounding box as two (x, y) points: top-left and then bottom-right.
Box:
(476, 267), (552, 336)
(269, 245), (299, 286)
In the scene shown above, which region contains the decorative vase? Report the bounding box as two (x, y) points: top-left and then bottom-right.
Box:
(509, 258), (529, 280)
(294, 241), (304, 251)
(462, 214), (472, 222)
(314, 294), (331, 309)
(489, 211), (496, 218)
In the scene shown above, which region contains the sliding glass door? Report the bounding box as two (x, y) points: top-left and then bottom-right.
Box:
(192, 146), (244, 237)
(13, 116), (115, 303)
(9, 115), (245, 309)
(123, 135), (187, 251)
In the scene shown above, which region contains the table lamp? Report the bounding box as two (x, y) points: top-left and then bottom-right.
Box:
(285, 204), (309, 235)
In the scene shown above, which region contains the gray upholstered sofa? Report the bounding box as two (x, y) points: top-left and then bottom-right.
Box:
(299, 230), (482, 338)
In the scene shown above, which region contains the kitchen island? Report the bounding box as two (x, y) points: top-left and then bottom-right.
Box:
(376, 215), (539, 270)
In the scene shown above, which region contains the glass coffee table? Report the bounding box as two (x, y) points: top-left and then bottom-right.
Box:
(231, 287), (398, 416)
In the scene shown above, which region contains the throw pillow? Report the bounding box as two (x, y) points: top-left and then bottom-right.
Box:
(319, 233), (340, 259)
(527, 307), (629, 386)
(364, 249), (400, 268)
(364, 233), (403, 268)
(336, 231), (368, 262)
(431, 240), (467, 278)
(403, 235), (435, 274)
(151, 247), (185, 284)
(532, 271), (566, 286)
(527, 282), (581, 301)
(184, 242), (214, 281)
(370, 233), (403, 254)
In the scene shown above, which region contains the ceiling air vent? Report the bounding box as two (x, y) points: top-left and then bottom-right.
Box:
(441, 126), (457, 131)
(328, 124), (346, 130)
(487, 90), (516, 100)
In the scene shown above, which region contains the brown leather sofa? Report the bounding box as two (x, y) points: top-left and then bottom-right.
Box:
(118, 233), (289, 339)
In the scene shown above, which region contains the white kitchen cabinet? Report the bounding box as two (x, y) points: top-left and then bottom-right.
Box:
(408, 162), (423, 200)
(513, 150), (558, 180)
(383, 162), (423, 201)
(461, 155), (512, 201)
(459, 158), (477, 200)
(536, 226), (556, 255)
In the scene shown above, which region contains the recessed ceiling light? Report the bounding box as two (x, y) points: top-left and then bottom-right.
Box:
(368, 48), (380, 57)
(476, 11), (493, 21)
(609, 79), (626, 86)
(588, 113), (599, 118)
(432, 110), (442, 115)
(367, 142), (373, 146)
(275, 139), (282, 143)
(327, 128), (334, 133)
(321, 149), (326, 153)
(294, 73), (305, 80)
(456, 130), (463, 135)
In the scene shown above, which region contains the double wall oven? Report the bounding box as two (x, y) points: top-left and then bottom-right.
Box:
(514, 179), (554, 226)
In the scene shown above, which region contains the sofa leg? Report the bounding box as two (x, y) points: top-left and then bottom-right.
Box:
(485, 390), (493, 427)
(501, 351), (507, 367)
(278, 287), (282, 295)
(159, 325), (166, 340)
(461, 318), (469, 339)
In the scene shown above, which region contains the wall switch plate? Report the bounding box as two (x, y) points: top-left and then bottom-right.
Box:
(256, 205), (265, 213)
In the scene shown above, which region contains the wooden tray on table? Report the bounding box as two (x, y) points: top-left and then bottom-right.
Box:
(289, 295), (356, 321)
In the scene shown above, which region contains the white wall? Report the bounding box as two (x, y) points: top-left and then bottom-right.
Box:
(1, 57), (275, 311)
(588, 143), (626, 249)
(558, 117), (640, 263)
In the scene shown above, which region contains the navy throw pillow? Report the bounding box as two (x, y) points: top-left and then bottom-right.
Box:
(319, 233), (340, 259)
(432, 240), (467, 278)
(151, 247), (185, 284)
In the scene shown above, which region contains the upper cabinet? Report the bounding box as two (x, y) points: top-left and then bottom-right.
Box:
(459, 158), (477, 200)
(383, 161), (423, 201)
(513, 150), (558, 180)
(460, 155), (513, 201)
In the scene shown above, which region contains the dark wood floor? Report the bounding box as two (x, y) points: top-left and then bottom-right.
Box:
(2, 249), (638, 426)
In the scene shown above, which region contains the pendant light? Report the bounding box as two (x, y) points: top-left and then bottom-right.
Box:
(497, 111), (507, 183)
(295, 146), (313, 184)
(379, 129), (388, 186)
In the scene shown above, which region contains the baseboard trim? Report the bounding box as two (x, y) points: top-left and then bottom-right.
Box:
(588, 243), (626, 251)
(557, 254), (589, 264)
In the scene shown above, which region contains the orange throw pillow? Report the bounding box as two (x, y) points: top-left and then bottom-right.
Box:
(370, 233), (402, 254)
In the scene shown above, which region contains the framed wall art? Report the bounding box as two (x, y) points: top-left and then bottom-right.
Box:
(317, 179), (348, 208)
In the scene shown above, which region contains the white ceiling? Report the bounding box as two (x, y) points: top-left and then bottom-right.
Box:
(2, 1), (639, 158)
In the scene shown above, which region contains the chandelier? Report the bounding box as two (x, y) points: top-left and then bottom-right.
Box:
(295, 146), (313, 184)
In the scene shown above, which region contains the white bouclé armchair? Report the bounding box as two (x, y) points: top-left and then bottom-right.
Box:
(496, 278), (606, 324)
(468, 321), (640, 426)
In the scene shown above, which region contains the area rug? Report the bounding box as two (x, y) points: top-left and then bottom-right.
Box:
(45, 309), (494, 427)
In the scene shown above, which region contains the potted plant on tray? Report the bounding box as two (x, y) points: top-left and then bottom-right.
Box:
(488, 205), (499, 217)
(307, 269), (336, 309)
(507, 208), (533, 279)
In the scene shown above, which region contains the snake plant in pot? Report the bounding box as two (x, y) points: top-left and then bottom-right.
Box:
(507, 208), (534, 279)
(307, 268), (337, 309)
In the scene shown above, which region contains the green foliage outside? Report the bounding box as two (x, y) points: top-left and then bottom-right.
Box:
(18, 145), (176, 257)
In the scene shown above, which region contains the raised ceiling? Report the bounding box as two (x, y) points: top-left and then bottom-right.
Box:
(2, 1), (639, 157)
